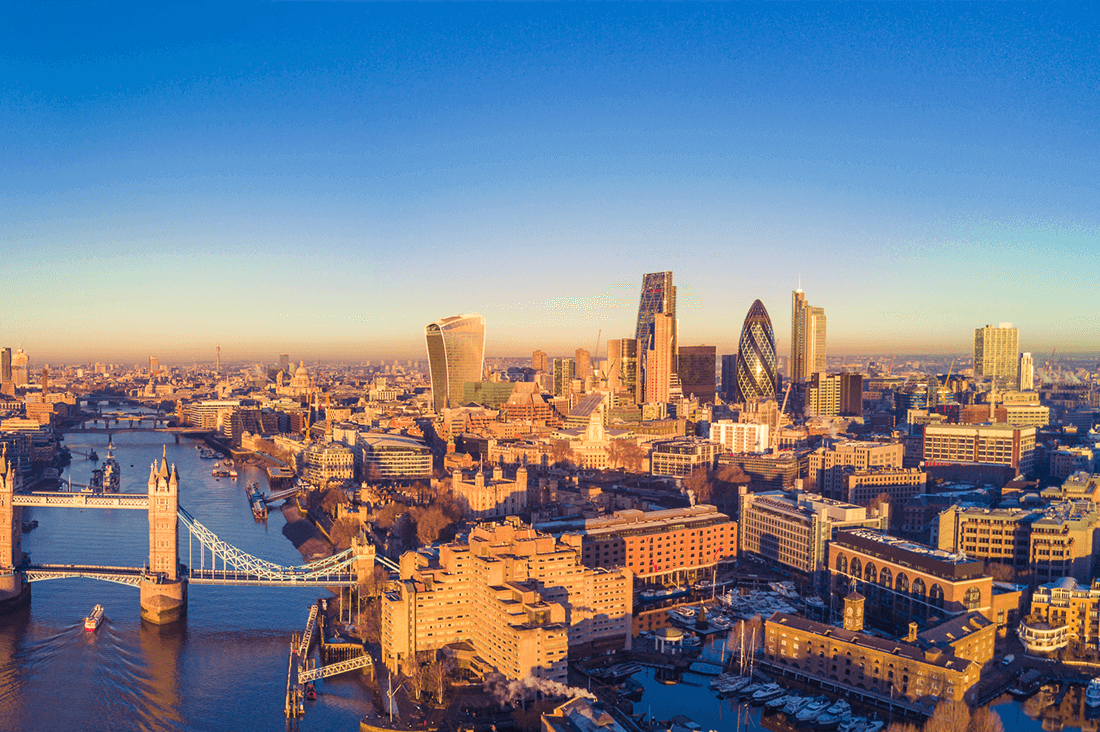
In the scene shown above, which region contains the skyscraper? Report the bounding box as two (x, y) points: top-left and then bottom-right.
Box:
(606, 338), (640, 404)
(11, 349), (29, 387)
(735, 300), (778, 403)
(1019, 352), (1034, 391)
(531, 350), (548, 373)
(575, 348), (592, 381)
(553, 358), (575, 397)
(635, 272), (676, 402)
(678, 345), (716, 403)
(425, 313), (486, 412)
(791, 286), (826, 383)
(644, 313), (676, 404)
(279, 354), (291, 374)
(974, 323), (1019, 388)
(1, 348), (10, 383)
(720, 354), (738, 402)
(149, 356), (159, 375)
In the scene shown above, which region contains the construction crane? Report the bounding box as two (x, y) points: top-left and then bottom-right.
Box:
(593, 329), (602, 362)
(780, 381), (793, 416)
(888, 355), (897, 377)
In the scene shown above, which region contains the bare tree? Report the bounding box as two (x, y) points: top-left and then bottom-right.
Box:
(550, 439), (575, 467)
(924, 700), (971, 732)
(683, 466), (713, 503)
(427, 654), (453, 705)
(402, 652), (431, 701)
(969, 707), (1004, 732)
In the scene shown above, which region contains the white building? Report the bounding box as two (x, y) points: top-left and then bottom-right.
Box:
(709, 420), (769, 454)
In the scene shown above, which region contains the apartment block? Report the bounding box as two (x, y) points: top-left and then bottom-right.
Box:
(649, 437), (720, 478)
(709, 420), (769, 454)
(381, 519), (632, 679)
(1019, 577), (1100, 654)
(835, 467), (927, 507)
(807, 441), (905, 499)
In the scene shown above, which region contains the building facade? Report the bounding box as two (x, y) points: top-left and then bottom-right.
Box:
(451, 465), (528, 520)
(709, 420), (769, 454)
(425, 313), (486, 413)
(735, 299), (778, 403)
(790, 288), (826, 384)
(807, 441), (905, 499)
(922, 423), (1036, 477)
(974, 323), (1019, 388)
(649, 437), (720, 478)
(356, 433), (433, 481)
(677, 345), (716, 404)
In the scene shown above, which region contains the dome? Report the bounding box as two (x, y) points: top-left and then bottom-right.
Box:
(295, 360), (308, 378)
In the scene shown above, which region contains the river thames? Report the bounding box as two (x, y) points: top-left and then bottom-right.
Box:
(0, 430), (373, 732)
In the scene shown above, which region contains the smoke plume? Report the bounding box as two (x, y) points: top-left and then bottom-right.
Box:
(484, 673), (597, 705)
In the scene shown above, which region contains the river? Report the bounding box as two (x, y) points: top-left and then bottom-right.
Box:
(0, 428), (373, 732)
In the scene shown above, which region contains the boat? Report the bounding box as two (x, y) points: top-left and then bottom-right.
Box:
(215, 452), (224, 459)
(796, 698), (831, 724)
(228, 470), (238, 479)
(783, 696), (811, 715)
(88, 449), (98, 461)
(212, 468), (231, 477)
(1086, 678), (1100, 708)
(766, 694), (791, 710)
(100, 439), (120, 492)
(305, 682), (316, 701)
(638, 585), (689, 603)
(21, 519), (38, 533)
(84, 604), (104, 631)
(839, 715), (866, 732)
(861, 720), (884, 732)
(199, 448), (216, 459)
(751, 683), (784, 703)
(816, 712), (842, 730)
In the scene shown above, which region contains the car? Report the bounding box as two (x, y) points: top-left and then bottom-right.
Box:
(1002, 654), (1015, 666)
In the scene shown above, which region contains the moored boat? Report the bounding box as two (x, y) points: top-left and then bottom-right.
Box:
(84, 604), (104, 631)
(1086, 678), (1100, 709)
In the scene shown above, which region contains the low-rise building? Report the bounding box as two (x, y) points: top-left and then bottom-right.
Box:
(356, 433), (433, 481)
(1019, 577), (1100, 654)
(739, 488), (888, 590)
(834, 466), (927, 507)
(922, 423), (1036, 477)
(546, 504), (736, 587)
(299, 440), (355, 484)
(649, 437), (720, 478)
(1049, 449), (1096, 481)
(807, 441), (906, 499)
(718, 449), (809, 491)
(451, 465), (528, 520)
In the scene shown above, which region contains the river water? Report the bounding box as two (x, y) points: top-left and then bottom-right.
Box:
(0, 429), (373, 732)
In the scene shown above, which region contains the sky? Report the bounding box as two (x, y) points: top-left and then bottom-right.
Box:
(2, 2), (1097, 365)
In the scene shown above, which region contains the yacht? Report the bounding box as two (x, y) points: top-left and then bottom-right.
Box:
(751, 683), (784, 703)
(795, 698), (831, 724)
(765, 694), (791, 710)
(783, 695), (811, 715)
(1086, 678), (1100, 708)
(84, 604), (104, 631)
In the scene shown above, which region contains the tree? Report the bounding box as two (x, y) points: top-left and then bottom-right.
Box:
(402, 652), (431, 701)
(968, 707), (1004, 732)
(321, 486), (349, 516)
(426, 654), (453, 705)
(924, 700), (971, 732)
(984, 561), (1017, 583)
(329, 517), (362, 550)
(375, 502), (409, 530)
(550, 440), (575, 467)
(683, 466), (714, 503)
(412, 504), (453, 546)
(608, 439), (645, 472)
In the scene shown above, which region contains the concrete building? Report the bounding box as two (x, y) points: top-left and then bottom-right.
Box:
(936, 499), (1100, 584)
(709, 420), (769, 454)
(807, 441), (905, 499)
(356, 433), (432, 481)
(300, 441), (355, 484)
(834, 467), (927, 507)
(719, 449), (808, 491)
(643, 313), (676, 405)
(545, 505), (736, 586)
(839, 372), (864, 417)
(677, 345), (716, 404)
(381, 519), (632, 678)
(1049, 449), (1095, 481)
(922, 423), (1036, 477)
(425, 313), (486, 413)
(1019, 352), (1034, 392)
(805, 372), (841, 417)
(738, 488), (888, 589)
(532, 350), (548, 373)
(553, 358), (575, 398)
(974, 323), (1019, 388)
(1003, 403), (1050, 428)
(1019, 577), (1100, 654)
(649, 437), (720, 478)
(829, 529), (997, 628)
(451, 465), (528, 520)
(10, 349), (29, 387)
(575, 349), (592, 381)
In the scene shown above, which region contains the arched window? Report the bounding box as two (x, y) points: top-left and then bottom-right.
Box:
(851, 558), (862, 579)
(965, 587), (981, 610)
(895, 573), (909, 593)
(836, 554), (847, 574)
(912, 577), (926, 598)
(930, 584), (945, 608)
(865, 562), (877, 583)
(880, 567), (893, 589)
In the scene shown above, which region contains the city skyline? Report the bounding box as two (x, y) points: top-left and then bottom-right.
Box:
(3, 3), (1097, 362)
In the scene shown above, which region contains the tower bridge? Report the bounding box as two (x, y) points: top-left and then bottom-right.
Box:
(0, 448), (385, 623)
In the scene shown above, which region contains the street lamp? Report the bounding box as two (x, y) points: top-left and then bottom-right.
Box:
(388, 677), (406, 724)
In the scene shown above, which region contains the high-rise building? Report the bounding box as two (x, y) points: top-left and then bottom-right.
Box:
(1019, 352), (1034, 391)
(644, 313), (676, 404)
(553, 358), (575, 397)
(279, 354), (291, 374)
(791, 286), (826, 383)
(425, 313), (486, 412)
(575, 348), (592, 380)
(11, 349), (28, 387)
(606, 338), (640, 404)
(974, 323), (1019, 387)
(1, 348), (10, 383)
(735, 300), (778, 403)
(532, 350), (548, 373)
(805, 372), (841, 417)
(635, 272), (676, 402)
(720, 354), (737, 402)
(677, 345), (716, 403)
(839, 372), (864, 416)
(149, 356), (159, 375)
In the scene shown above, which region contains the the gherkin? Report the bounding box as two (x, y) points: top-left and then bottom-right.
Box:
(736, 300), (778, 403)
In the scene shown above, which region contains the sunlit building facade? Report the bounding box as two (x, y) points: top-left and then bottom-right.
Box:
(735, 300), (777, 403)
(425, 313), (485, 413)
(974, 323), (1019, 388)
(635, 272), (676, 403)
(790, 287), (826, 383)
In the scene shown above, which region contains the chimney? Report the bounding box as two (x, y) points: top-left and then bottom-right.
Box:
(906, 622), (918, 642)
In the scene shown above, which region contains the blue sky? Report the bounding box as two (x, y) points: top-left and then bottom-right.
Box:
(2, 2), (1097, 364)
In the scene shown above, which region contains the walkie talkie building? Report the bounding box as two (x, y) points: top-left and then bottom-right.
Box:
(425, 313), (485, 413)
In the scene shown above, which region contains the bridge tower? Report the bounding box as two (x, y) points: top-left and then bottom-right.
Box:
(140, 448), (187, 624)
(0, 447), (29, 611)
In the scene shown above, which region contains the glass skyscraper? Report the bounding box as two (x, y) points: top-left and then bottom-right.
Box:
(735, 300), (778, 403)
(425, 313), (486, 412)
(635, 271), (676, 403)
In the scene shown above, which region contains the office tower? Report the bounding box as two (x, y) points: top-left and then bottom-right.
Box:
(791, 286), (826, 383)
(677, 345), (716, 403)
(720, 354), (738, 402)
(553, 358), (575, 397)
(215, 345), (221, 373)
(644, 313), (676, 404)
(805, 372), (841, 417)
(606, 338), (640, 404)
(1, 348), (10, 383)
(839, 372), (864, 416)
(575, 349), (592, 381)
(11, 349), (29, 386)
(425, 313), (486, 412)
(974, 323), (1019, 388)
(735, 300), (778, 403)
(279, 354), (291, 374)
(531, 350), (548, 373)
(149, 356), (159, 375)
(635, 272), (676, 401)
(1019, 352), (1034, 391)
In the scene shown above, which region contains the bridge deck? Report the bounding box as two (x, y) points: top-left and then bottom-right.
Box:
(187, 569), (357, 587)
(13, 492), (150, 509)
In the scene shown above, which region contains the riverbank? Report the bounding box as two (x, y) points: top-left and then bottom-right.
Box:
(281, 502), (333, 562)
